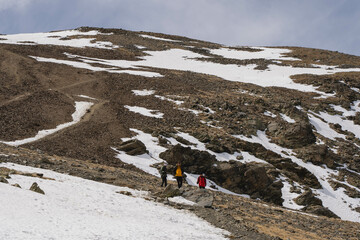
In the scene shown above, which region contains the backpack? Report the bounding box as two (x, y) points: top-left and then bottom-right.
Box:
(160, 166), (167, 177)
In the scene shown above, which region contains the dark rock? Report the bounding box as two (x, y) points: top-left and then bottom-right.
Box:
(0, 176), (8, 183)
(244, 166), (272, 193)
(268, 158), (321, 189)
(303, 205), (340, 218)
(162, 184), (181, 198)
(117, 139), (148, 156)
(29, 182), (45, 194)
(267, 121), (316, 148)
(295, 145), (339, 169)
(159, 144), (217, 173)
(294, 190), (322, 206)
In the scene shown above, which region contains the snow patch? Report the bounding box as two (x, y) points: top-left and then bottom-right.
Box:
(124, 105), (164, 118)
(313, 111), (360, 139)
(0, 30), (118, 49)
(308, 113), (346, 140)
(264, 111), (277, 118)
(168, 196), (196, 206)
(114, 129), (167, 177)
(31, 56), (163, 78)
(77, 95), (97, 100)
(210, 47), (300, 61)
(280, 113), (296, 123)
(140, 34), (181, 42)
(155, 95), (184, 105)
(132, 89), (155, 96)
(280, 176), (303, 210)
(135, 45), (146, 49)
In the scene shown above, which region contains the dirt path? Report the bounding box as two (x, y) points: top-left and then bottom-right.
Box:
(55, 78), (99, 91)
(0, 92), (32, 107)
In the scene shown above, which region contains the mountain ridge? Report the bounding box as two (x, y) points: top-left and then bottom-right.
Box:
(1, 27), (360, 238)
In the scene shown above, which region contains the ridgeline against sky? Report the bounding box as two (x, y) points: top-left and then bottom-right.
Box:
(0, 0), (359, 56)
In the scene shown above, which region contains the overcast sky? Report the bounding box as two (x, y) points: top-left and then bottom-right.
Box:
(1, 0), (359, 56)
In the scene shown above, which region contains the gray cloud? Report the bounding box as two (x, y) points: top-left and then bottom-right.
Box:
(0, 0), (359, 56)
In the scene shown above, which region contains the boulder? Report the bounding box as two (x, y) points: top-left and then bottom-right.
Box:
(294, 190), (322, 206)
(29, 182), (45, 194)
(117, 139), (147, 156)
(267, 121), (316, 148)
(162, 184), (181, 198)
(303, 205), (339, 218)
(0, 176), (8, 183)
(12, 183), (21, 188)
(244, 166), (271, 193)
(295, 145), (339, 169)
(159, 144), (216, 173)
(0, 167), (11, 179)
(182, 189), (214, 208)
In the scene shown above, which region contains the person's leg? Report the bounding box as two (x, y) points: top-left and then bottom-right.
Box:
(176, 177), (181, 188)
(161, 176), (165, 187)
(179, 177), (183, 188)
(164, 177), (167, 187)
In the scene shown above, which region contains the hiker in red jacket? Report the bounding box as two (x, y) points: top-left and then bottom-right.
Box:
(197, 173), (206, 189)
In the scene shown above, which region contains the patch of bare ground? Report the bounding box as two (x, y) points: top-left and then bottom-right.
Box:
(291, 72), (360, 98)
(0, 90), (74, 141)
(1, 143), (359, 240)
(284, 46), (360, 67)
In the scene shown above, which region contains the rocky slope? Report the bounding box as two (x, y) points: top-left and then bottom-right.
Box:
(1, 27), (360, 233)
(1, 143), (360, 239)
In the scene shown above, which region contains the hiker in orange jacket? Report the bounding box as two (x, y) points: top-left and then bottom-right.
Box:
(175, 162), (183, 188)
(197, 173), (206, 189)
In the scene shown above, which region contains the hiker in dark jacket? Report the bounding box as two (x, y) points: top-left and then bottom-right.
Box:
(174, 162), (183, 188)
(197, 173), (206, 189)
(160, 164), (167, 187)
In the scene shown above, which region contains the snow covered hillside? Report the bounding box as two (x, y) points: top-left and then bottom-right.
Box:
(0, 162), (229, 240)
(1, 27), (360, 238)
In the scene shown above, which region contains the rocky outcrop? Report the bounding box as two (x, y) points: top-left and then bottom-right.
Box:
(267, 121), (316, 148)
(159, 144), (217, 173)
(12, 183), (21, 188)
(160, 145), (284, 205)
(294, 190), (339, 218)
(303, 205), (339, 218)
(295, 145), (339, 169)
(0, 176), (8, 183)
(116, 140), (148, 156)
(29, 182), (45, 194)
(294, 190), (322, 206)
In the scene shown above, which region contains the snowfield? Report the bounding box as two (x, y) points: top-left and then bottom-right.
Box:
(0, 162), (229, 240)
(0, 30), (118, 49)
(2, 30), (360, 95)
